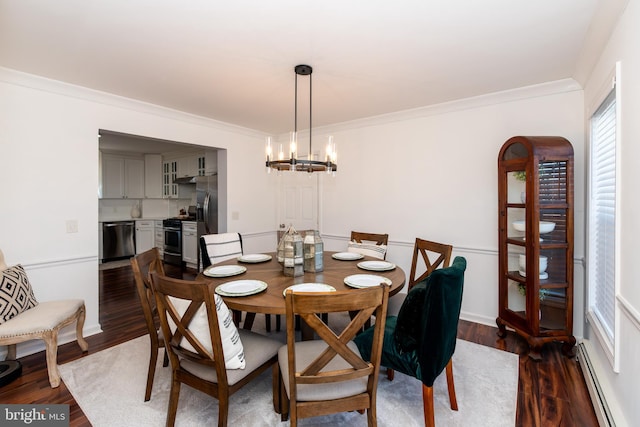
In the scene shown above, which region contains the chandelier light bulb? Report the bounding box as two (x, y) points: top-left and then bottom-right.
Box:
(265, 137), (272, 160)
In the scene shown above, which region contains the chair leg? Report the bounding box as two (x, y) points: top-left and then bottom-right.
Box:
(166, 377), (181, 427)
(265, 314), (272, 332)
(243, 312), (256, 330)
(275, 314), (281, 331)
(145, 344), (159, 401)
(43, 330), (61, 388)
(272, 364), (281, 414)
(366, 397), (376, 427)
(445, 358), (458, 410)
(218, 391), (229, 427)
(386, 367), (394, 381)
(321, 312), (328, 323)
(6, 344), (16, 360)
(232, 309), (242, 326)
(422, 383), (435, 427)
(278, 369), (290, 421)
(75, 304), (89, 352)
(163, 348), (169, 367)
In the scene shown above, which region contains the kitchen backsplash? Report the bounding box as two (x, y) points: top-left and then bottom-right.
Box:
(99, 198), (193, 221)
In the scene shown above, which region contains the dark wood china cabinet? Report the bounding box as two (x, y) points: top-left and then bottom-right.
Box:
(496, 136), (575, 359)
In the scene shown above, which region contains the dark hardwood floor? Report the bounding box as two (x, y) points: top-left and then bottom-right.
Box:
(0, 264), (598, 426)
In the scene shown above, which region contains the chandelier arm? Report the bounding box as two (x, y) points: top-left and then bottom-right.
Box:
(294, 70), (298, 135)
(309, 70), (312, 165)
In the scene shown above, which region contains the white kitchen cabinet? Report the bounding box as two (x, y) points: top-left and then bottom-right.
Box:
(182, 221), (198, 269)
(178, 156), (198, 177)
(162, 160), (178, 198)
(204, 150), (217, 175)
(154, 220), (164, 255)
(102, 154), (144, 199)
(135, 220), (155, 254)
(173, 154), (207, 178)
(197, 155), (206, 176)
(144, 154), (163, 198)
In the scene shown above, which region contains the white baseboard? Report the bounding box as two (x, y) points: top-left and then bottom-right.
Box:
(577, 340), (616, 427)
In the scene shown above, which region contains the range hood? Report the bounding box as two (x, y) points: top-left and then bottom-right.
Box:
(173, 173), (217, 185)
(173, 176), (197, 184)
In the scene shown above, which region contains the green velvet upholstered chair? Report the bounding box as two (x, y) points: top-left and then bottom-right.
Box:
(354, 256), (466, 427)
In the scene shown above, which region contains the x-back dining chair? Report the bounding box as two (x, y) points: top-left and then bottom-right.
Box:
(348, 231), (389, 260)
(355, 257), (466, 427)
(150, 272), (281, 427)
(200, 232), (281, 332)
(274, 285), (390, 427)
(388, 238), (453, 316)
(386, 238), (453, 380)
(130, 247), (169, 401)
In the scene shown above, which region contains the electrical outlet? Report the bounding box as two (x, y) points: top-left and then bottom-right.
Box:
(66, 220), (78, 233)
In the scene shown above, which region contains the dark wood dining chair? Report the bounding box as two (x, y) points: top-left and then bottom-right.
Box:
(349, 231), (389, 260)
(355, 257), (466, 427)
(150, 272), (281, 427)
(274, 285), (389, 427)
(130, 247), (169, 401)
(386, 238), (453, 380)
(200, 232), (280, 332)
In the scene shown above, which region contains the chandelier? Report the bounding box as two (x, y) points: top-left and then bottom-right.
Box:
(265, 65), (337, 174)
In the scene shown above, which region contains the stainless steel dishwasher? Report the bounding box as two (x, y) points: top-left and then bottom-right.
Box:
(102, 221), (136, 262)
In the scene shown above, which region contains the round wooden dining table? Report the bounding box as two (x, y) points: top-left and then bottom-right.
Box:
(198, 251), (406, 334)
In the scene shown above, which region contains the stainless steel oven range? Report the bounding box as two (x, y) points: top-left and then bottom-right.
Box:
(162, 218), (183, 266)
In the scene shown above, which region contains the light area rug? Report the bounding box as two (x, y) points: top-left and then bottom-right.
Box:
(59, 326), (518, 426)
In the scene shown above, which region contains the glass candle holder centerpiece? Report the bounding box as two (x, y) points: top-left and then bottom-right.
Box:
(282, 225), (304, 277)
(303, 230), (324, 272)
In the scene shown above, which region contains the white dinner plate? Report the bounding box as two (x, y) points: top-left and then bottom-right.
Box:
(331, 252), (364, 261)
(518, 270), (548, 280)
(283, 283), (336, 297)
(203, 265), (247, 278)
(215, 280), (268, 297)
(238, 253), (272, 263)
(357, 260), (396, 271)
(344, 274), (392, 289)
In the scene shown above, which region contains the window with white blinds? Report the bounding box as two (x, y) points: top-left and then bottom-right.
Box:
(588, 84), (618, 358)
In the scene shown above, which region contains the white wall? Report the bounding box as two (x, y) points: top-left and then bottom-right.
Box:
(581, 0), (640, 425)
(0, 66), (588, 350)
(0, 63), (593, 369)
(0, 68), (278, 356)
(316, 81), (586, 330)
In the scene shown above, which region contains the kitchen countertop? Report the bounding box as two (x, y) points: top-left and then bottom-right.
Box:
(99, 217), (167, 222)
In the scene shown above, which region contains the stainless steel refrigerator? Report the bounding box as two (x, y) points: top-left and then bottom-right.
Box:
(195, 174), (218, 270)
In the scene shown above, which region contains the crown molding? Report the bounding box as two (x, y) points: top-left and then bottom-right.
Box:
(0, 67), (264, 138)
(315, 78), (583, 134)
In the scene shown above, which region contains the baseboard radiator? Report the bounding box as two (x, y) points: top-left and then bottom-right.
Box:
(576, 342), (615, 427)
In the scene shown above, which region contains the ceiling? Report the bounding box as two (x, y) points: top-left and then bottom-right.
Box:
(0, 1), (621, 135)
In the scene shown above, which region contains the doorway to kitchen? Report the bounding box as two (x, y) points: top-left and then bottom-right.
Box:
(97, 129), (226, 271)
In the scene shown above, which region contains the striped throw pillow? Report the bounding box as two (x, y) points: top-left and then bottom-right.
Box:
(347, 241), (387, 260)
(168, 293), (245, 369)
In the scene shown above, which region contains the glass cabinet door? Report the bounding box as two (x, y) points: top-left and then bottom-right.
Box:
(537, 160), (570, 332)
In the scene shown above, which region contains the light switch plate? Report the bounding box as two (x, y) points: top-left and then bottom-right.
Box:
(66, 220), (78, 233)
